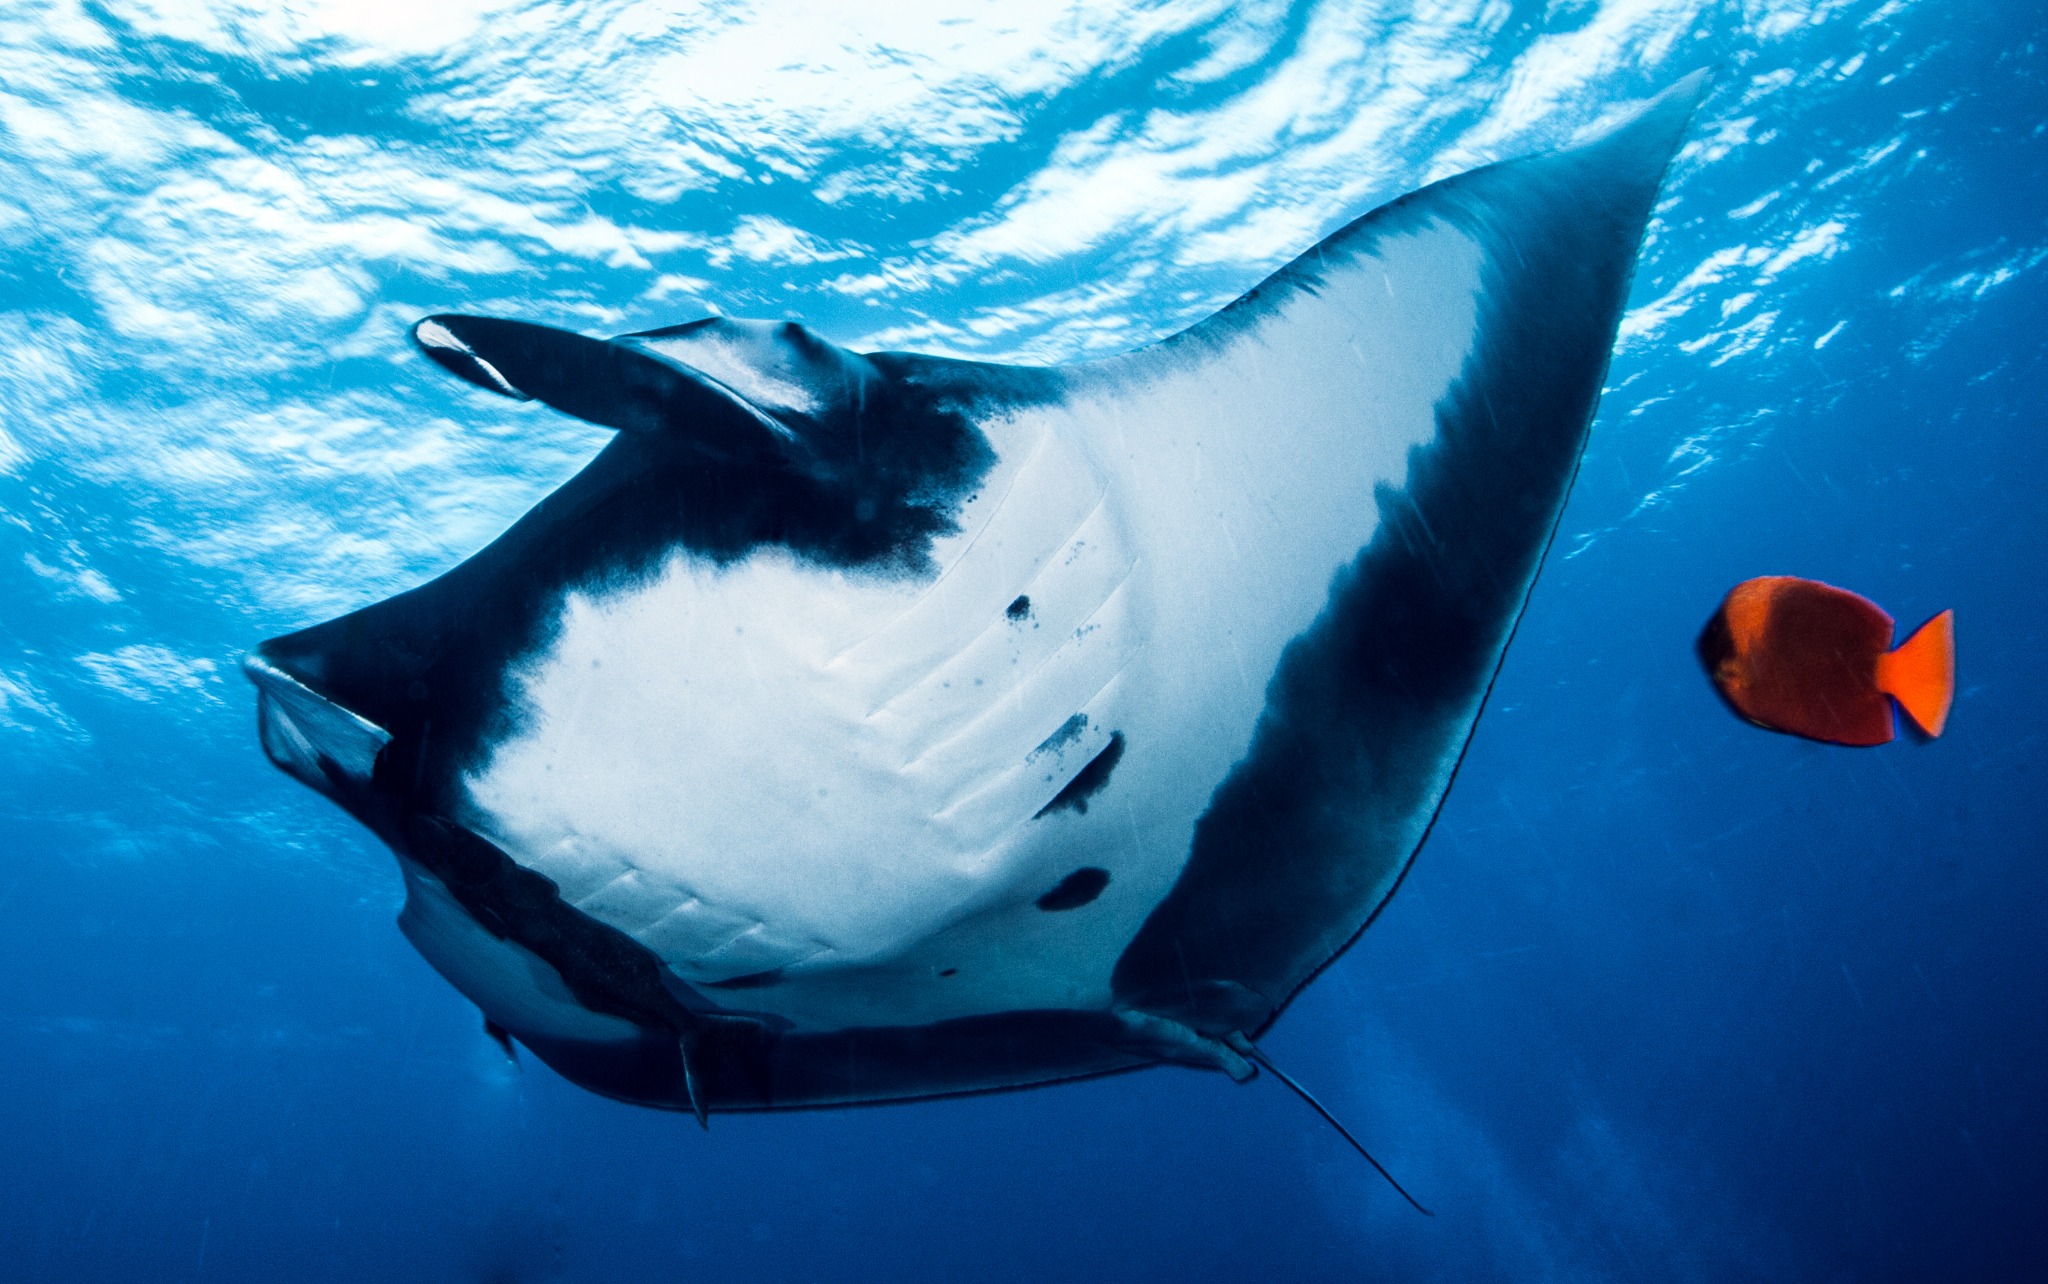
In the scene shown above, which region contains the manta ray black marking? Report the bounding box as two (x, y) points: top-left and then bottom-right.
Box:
(248, 78), (1705, 1118)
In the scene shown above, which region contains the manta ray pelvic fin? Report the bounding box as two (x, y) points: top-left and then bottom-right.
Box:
(1111, 1008), (1256, 1081)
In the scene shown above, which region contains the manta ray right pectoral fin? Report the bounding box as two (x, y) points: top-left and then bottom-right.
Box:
(1222, 1033), (1433, 1216)
(1107, 73), (1712, 1037)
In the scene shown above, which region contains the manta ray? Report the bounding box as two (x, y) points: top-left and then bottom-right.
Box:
(248, 78), (1704, 1138)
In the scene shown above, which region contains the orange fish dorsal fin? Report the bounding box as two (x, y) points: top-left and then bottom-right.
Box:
(1875, 609), (1955, 737)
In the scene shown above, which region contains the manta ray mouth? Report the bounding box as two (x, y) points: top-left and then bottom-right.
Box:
(243, 653), (391, 801)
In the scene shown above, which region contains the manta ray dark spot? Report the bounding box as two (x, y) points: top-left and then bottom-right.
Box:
(1006, 595), (1032, 621)
(1032, 713), (1087, 758)
(1037, 868), (1110, 911)
(938, 968), (958, 978)
(1034, 732), (1125, 818)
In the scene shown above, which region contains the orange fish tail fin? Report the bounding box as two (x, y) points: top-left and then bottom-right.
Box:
(1875, 609), (1955, 737)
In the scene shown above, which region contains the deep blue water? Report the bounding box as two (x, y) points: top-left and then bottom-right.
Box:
(2, 2), (2044, 1281)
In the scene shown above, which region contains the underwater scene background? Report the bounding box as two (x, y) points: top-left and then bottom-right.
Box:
(1, 1), (2043, 1280)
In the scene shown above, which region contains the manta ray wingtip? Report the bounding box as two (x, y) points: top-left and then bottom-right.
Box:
(1662, 66), (1714, 106)
(1605, 67), (1714, 160)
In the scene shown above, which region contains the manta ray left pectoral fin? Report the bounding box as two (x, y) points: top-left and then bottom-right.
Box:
(1222, 1033), (1433, 1217)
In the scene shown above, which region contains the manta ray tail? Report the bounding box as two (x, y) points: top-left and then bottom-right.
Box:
(1227, 1034), (1433, 1217)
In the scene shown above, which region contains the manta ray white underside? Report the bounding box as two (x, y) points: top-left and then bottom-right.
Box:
(249, 75), (1705, 1116)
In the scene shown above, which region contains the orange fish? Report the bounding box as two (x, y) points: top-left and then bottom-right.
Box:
(1698, 576), (1954, 746)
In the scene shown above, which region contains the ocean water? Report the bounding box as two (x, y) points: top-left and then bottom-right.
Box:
(1, 1), (2043, 1280)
